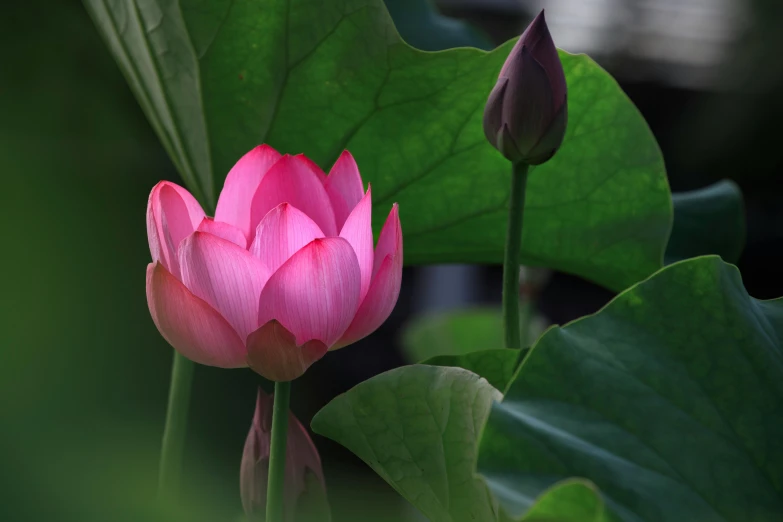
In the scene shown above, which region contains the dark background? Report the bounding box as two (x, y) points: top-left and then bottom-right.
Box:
(1, 0), (781, 520)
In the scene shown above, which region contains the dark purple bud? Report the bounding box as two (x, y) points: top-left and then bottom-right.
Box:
(240, 388), (329, 521)
(483, 10), (567, 165)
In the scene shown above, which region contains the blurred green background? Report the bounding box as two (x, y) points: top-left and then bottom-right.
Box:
(4, 0), (783, 520)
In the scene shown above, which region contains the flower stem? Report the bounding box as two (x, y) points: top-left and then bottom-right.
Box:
(502, 162), (530, 350)
(266, 380), (292, 522)
(158, 351), (195, 499)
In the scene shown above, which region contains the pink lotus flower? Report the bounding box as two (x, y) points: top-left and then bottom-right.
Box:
(146, 145), (402, 381)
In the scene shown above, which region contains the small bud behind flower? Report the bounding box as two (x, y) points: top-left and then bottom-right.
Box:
(240, 388), (330, 521)
(483, 10), (567, 165)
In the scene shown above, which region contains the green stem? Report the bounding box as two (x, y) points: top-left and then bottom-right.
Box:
(502, 162), (530, 350)
(158, 351), (195, 499)
(266, 380), (292, 522)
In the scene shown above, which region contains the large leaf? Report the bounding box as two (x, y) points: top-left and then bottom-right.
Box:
(478, 256), (783, 522)
(665, 180), (745, 264)
(312, 365), (502, 522)
(85, 0), (670, 290)
(311, 365), (615, 522)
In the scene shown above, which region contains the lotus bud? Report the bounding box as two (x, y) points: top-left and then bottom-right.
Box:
(240, 388), (330, 521)
(483, 10), (567, 165)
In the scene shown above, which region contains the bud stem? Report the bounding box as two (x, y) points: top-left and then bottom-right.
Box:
(158, 351), (195, 500)
(502, 162), (530, 350)
(266, 380), (292, 522)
